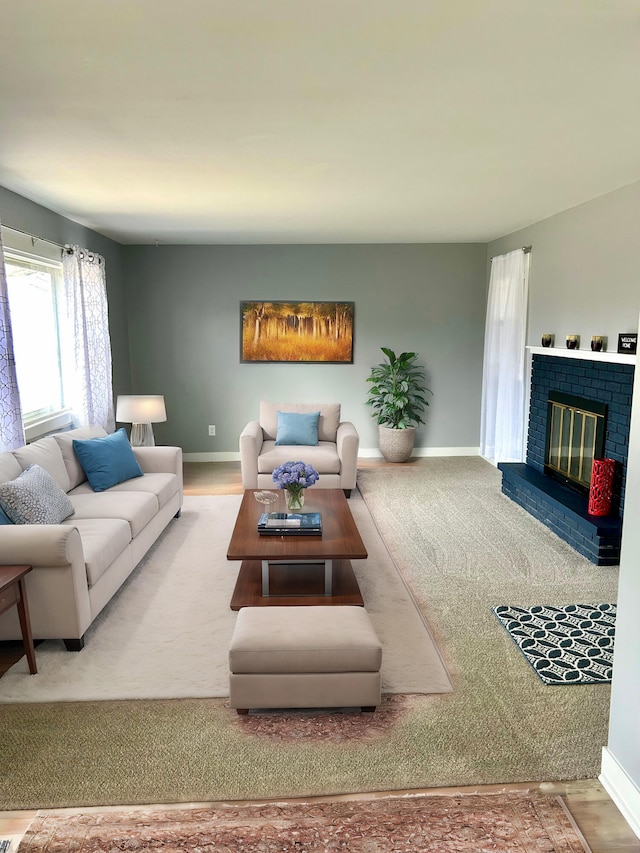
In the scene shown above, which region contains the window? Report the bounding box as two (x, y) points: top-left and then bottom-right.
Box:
(4, 236), (73, 440)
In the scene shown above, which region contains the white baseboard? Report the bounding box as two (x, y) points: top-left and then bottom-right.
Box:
(600, 746), (640, 840)
(358, 446), (480, 459)
(183, 447), (481, 463)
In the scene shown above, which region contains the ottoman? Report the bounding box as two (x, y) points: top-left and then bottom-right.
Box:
(229, 606), (382, 713)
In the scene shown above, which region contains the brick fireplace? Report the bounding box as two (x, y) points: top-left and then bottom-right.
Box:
(498, 349), (635, 566)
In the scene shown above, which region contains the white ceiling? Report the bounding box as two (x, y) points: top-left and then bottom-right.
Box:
(1, 1), (639, 245)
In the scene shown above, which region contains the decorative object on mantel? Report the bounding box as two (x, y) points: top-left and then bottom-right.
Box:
(527, 345), (635, 364)
(541, 333), (554, 347)
(366, 347), (431, 462)
(617, 332), (638, 355)
(590, 335), (606, 352)
(565, 334), (579, 350)
(588, 458), (616, 516)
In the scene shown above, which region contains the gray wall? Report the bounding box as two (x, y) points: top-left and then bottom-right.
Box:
(0, 186), (131, 397)
(122, 244), (487, 453)
(487, 180), (640, 350)
(489, 183), (640, 825)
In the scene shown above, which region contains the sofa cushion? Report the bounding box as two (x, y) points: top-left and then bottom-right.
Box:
(257, 441), (341, 475)
(229, 606), (382, 674)
(275, 410), (320, 446)
(71, 472), (178, 510)
(0, 451), (22, 485)
(63, 517), (132, 587)
(12, 436), (71, 492)
(0, 464), (75, 524)
(67, 491), (158, 538)
(260, 402), (341, 444)
(53, 425), (108, 490)
(73, 428), (143, 492)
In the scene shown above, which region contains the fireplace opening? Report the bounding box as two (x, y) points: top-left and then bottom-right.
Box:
(544, 391), (607, 495)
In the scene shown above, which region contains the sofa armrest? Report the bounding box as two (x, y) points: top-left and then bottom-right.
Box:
(0, 524), (84, 567)
(132, 445), (183, 494)
(239, 421), (264, 489)
(132, 445), (182, 475)
(0, 525), (91, 642)
(336, 421), (359, 491)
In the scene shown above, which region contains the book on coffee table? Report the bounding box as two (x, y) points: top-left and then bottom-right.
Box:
(257, 512), (322, 535)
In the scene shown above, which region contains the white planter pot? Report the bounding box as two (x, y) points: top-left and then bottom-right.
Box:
(378, 425), (416, 463)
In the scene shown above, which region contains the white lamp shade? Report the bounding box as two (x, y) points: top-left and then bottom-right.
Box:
(116, 395), (167, 424)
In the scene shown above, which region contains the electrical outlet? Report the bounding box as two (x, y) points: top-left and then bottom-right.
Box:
(208, 425), (216, 436)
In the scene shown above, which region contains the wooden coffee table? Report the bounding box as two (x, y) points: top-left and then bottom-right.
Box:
(227, 489), (367, 609)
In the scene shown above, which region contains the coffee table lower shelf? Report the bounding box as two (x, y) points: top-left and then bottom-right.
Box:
(230, 559), (364, 610)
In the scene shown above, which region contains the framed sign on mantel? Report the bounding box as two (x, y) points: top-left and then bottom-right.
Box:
(240, 301), (355, 363)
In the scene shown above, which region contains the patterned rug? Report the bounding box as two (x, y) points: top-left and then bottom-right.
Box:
(17, 791), (588, 852)
(494, 603), (616, 684)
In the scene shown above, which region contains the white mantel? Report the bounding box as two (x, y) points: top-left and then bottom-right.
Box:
(527, 346), (636, 366)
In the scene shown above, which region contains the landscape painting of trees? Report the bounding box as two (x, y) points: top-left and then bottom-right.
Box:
(241, 301), (354, 363)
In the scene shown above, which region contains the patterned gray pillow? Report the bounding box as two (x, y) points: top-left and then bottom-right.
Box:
(0, 463), (75, 524)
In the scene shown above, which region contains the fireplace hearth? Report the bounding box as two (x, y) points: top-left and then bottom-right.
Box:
(498, 351), (634, 566)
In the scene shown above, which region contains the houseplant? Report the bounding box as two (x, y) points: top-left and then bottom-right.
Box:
(366, 347), (431, 462)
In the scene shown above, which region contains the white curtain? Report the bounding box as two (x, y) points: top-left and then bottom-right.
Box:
(480, 248), (529, 464)
(0, 224), (25, 451)
(63, 246), (115, 432)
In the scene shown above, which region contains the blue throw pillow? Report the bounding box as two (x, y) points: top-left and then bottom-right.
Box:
(275, 411), (320, 446)
(73, 428), (143, 492)
(0, 504), (15, 525)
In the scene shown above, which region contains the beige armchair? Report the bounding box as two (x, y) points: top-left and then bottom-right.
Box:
(239, 402), (359, 497)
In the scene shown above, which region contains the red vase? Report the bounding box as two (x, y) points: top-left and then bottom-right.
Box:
(588, 458), (615, 516)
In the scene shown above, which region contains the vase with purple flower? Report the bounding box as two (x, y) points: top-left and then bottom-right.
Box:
(272, 461), (320, 510)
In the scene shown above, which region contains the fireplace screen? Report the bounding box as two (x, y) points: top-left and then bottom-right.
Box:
(544, 391), (606, 492)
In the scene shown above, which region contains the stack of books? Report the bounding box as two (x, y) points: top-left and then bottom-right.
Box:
(257, 512), (322, 535)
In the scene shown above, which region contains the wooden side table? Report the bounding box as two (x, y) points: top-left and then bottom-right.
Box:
(0, 565), (37, 674)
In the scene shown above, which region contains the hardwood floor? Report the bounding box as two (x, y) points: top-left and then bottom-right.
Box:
(1, 458), (638, 851)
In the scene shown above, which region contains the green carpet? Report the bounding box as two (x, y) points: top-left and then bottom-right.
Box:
(0, 458), (618, 809)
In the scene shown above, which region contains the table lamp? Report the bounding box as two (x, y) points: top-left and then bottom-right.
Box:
(115, 395), (167, 446)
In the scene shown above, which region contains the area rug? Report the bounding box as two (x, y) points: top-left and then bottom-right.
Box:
(0, 492), (451, 702)
(17, 791), (588, 852)
(493, 603), (616, 684)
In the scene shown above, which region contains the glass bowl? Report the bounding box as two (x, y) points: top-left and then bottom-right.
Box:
(254, 490), (279, 505)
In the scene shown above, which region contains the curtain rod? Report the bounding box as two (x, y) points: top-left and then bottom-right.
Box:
(0, 225), (101, 261)
(1, 224), (67, 251)
(490, 245), (532, 260)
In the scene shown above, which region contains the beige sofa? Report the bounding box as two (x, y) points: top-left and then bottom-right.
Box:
(239, 401), (359, 496)
(0, 426), (183, 650)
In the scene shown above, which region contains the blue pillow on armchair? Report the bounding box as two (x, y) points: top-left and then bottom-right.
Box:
(275, 411), (320, 446)
(73, 428), (143, 492)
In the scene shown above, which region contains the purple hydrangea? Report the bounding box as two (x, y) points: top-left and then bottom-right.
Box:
(272, 461), (320, 490)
